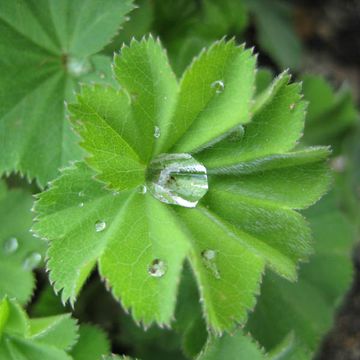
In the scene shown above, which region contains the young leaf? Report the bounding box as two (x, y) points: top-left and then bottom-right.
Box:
(0, 298), (77, 360)
(197, 332), (265, 360)
(0, 0), (134, 186)
(33, 38), (330, 334)
(0, 181), (46, 304)
(70, 325), (110, 360)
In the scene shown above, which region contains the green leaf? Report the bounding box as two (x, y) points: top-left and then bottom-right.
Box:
(198, 71), (306, 168)
(34, 39), (330, 333)
(0, 298), (77, 360)
(70, 85), (146, 191)
(247, 192), (356, 356)
(29, 314), (78, 351)
(0, 181), (46, 304)
(161, 39), (256, 154)
(302, 74), (359, 147)
(114, 36), (178, 162)
(70, 325), (110, 360)
(197, 332), (265, 360)
(0, 0), (134, 186)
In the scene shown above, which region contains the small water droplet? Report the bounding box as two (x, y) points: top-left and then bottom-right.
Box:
(201, 249), (220, 279)
(228, 125), (245, 142)
(99, 72), (106, 79)
(202, 249), (216, 260)
(79, 202), (84, 208)
(78, 191), (84, 197)
(289, 103), (295, 111)
(23, 252), (42, 271)
(138, 185), (147, 194)
(211, 80), (225, 94)
(146, 153), (208, 208)
(95, 220), (106, 232)
(3, 237), (19, 254)
(112, 191), (120, 196)
(148, 259), (166, 278)
(154, 126), (161, 139)
(331, 156), (347, 172)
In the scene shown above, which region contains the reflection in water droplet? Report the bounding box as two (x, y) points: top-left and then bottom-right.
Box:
(201, 249), (220, 279)
(23, 252), (42, 271)
(3, 237), (19, 254)
(78, 191), (84, 197)
(154, 126), (161, 139)
(148, 259), (166, 278)
(211, 80), (225, 94)
(79, 202), (84, 208)
(138, 185), (147, 194)
(146, 153), (208, 208)
(95, 220), (106, 232)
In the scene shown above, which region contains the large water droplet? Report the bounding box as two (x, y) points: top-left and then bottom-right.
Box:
(146, 153), (208, 208)
(23, 252), (42, 271)
(95, 220), (106, 232)
(67, 56), (92, 77)
(211, 80), (225, 94)
(148, 259), (166, 278)
(3, 237), (19, 254)
(154, 126), (161, 139)
(201, 249), (220, 279)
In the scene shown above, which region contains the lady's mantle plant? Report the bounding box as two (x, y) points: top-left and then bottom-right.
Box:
(33, 37), (331, 334)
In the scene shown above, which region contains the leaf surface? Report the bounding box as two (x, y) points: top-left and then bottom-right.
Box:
(0, 0), (134, 185)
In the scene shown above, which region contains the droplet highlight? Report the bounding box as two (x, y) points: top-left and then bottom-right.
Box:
(67, 56), (92, 77)
(95, 220), (106, 232)
(138, 185), (147, 194)
(79, 202), (84, 208)
(23, 252), (42, 271)
(154, 126), (161, 139)
(146, 153), (208, 208)
(3, 237), (19, 254)
(148, 259), (166, 278)
(211, 80), (225, 94)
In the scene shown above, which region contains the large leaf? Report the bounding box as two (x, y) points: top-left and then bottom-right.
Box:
(33, 39), (330, 333)
(0, 0), (134, 186)
(0, 181), (46, 304)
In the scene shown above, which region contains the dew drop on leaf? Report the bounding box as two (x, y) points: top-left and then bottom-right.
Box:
(99, 72), (106, 79)
(154, 126), (161, 139)
(201, 249), (216, 260)
(146, 153), (208, 208)
(201, 249), (221, 279)
(3, 237), (19, 254)
(148, 259), (166, 278)
(211, 80), (225, 94)
(78, 191), (84, 197)
(95, 220), (106, 232)
(23, 252), (42, 271)
(138, 185), (147, 194)
(79, 202), (84, 208)
(228, 125), (245, 142)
